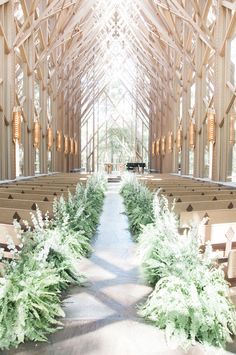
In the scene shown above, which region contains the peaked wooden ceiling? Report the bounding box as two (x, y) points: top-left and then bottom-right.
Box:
(12, 0), (224, 125)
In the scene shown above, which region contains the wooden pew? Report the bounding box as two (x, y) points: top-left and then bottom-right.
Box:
(162, 189), (236, 196)
(0, 223), (20, 250)
(15, 185), (78, 189)
(0, 192), (55, 201)
(0, 224), (22, 267)
(173, 199), (236, 214)
(167, 194), (236, 203)
(0, 207), (35, 226)
(0, 187), (75, 195)
(0, 184), (76, 191)
(180, 209), (236, 227)
(0, 198), (53, 214)
(200, 222), (236, 244)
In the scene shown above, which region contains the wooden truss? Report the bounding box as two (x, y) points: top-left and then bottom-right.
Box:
(0, 0), (235, 179)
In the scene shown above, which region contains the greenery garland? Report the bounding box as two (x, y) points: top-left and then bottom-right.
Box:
(0, 174), (106, 350)
(121, 175), (236, 350)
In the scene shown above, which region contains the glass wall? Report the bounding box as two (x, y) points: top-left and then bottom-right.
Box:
(189, 82), (196, 175)
(15, 59), (24, 177)
(80, 41), (150, 172)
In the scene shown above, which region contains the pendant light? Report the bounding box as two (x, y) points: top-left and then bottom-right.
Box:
(64, 135), (69, 154)
(156, 139), (160, 156)
(12, 107), (21, 143)
(207, 108), (216, 143)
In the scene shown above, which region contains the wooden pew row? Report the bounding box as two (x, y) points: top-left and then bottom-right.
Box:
(200, 223), (236, 244)
(180, 209), (236, 227)
(140, 180), (223, 187)
(148, 186), (232, 193)
(11, 177), (88, 184)
(24, 176), (90, 182)
(0, 198), (52, 214)
(141, 178), (224, 185)
(0, 184), (77, 191)
(139, 180), (212, 187)
(0, 223), (19, 243)
(0, 224), (20, 266)
(0, 188), (75, 195)
(143, 180), (232, 190)
(167, 194), (236, 202)
(0, 192), (56, 201)
(0, 207), (38, 226)
(2, 184), (77, 189)
(173, 199), (236, 214)
(140, 175), (228, 185)
(0, 175), (88, 187)
(165, 190), (236, 196)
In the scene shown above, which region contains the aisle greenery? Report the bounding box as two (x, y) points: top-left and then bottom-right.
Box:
(121, 175), (236, 350)
(0, 174), (106, 350)
(120, 174), (154, 240)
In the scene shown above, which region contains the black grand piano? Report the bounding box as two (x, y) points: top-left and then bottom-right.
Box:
(126, 162), (146, 173)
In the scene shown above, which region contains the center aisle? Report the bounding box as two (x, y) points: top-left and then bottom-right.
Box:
(7, 183), (232, 355)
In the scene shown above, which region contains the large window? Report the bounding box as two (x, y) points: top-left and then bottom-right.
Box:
(47, 94), (53, 173)
(15, 60), (24, 177)
(190, 83), (195, 109)
(230, 36), (236, 86)
(203, 120), (210, 178)
(189, 149), (194, 175)
(34, 77), (41, 174)
(80, 40), (150, 172)
(189, 82), (196, 175)
(227, 103), (236, 181)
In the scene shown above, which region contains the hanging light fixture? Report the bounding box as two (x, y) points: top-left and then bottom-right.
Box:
(189, 121), (196, 149)
(70, 138), (74, 155)
(168, 132), (173, 152)
(12, 106), (22, 143)
(156, 139), (160, 156)
(229, 114), (235, 145)
(33, 121), (40, 149)
(207, 108), (216, 143)
(177, 126), (182, 151)
(56, 130), (62, 151)
(64, 135), (69, 154)
(47, 127), (53, 151)
(161, 136), (166, 155)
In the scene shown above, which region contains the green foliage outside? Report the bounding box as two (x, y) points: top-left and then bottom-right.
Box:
(0, 174), (106, 350)
(121, 175), (236, 350)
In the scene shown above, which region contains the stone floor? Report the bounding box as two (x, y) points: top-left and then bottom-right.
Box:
(4, 183), (236, 355)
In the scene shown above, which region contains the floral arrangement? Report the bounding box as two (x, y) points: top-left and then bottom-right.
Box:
(121, 175), (236, 350)
(0, 174), (106, 350)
